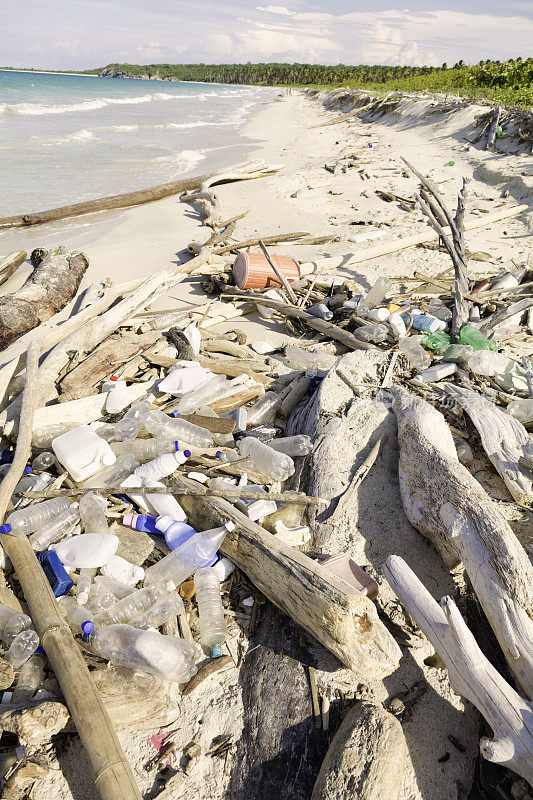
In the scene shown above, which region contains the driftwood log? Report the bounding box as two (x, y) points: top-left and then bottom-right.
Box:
(390, 385), (533, 698)
(0, 701), (70, 751)
(1, 753), (49, 800)
(486, 106), (502, 149)
(0, 250), (26, 288)
(384, 555), (533, 786)
(0, 249), (88, 351)
(311, 702), (407, 800)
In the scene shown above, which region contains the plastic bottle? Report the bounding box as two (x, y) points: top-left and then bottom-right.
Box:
(183, 322), (201, 356)
(413, 363), (457, 383)
(31, 452), (55, 473)
(238, 437), (295, 481)
(153, 515), (217, 559)
(14, 471), (55, 510)
(442, 344), (474, 364)
(93, 575), (134, 600)
(104, 379), (130, 415)
(353, 323), (388, 344)
(101, 555), (144, 586)
(306, 302), (333, 321)
(284, 345), (336, 375)
(362, 277), (392, 310)
(245, 392), (282, 427)
(194, 567), (227, 657)
(82, 623), (198, 682)
(122, 400), (152, 428)
(427, 299), (452, 323)
(143, 479), (188, 521)
(86, 590), (117, 616)
(454, 439), (473, 465)
(4, 630), (40, 669)
(467, 350), (512, 377)
(269, 435), (313, 456)
(134, 451), (189, 483)
(174, 375), (228, 415)
(398, 338), (431, 370)
(491, 266), (527, 292)
(388, 312), (407, 338)
(402, 313), (441, 334)
(94, 419), (141, 443)
(33, 423), (77, 450)
(459, 325), (497, 352)
(52, 426), (116, 483)
(57, 596), (94, 631)
(419, 331), (451, 351)
(0, 603), (33, 643)
(364, 307), (390, 322)
(77, 568), (96, 605)
(79, 492), (108, 534)
(81, 454), (138, 490)
(144, 409), (214, 447)
(111, 438), (178, 461)
(507, 398), (533, 424)
(0, 497), (71, 537)
(94, 584), (175, 626)
(144, 522), (234, 587)
(29, 504), (80, 551)
(130, 593), (184, 630)
(11, 648), (46, 703)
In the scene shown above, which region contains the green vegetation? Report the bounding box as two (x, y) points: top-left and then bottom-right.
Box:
(91, 58), (532, 107)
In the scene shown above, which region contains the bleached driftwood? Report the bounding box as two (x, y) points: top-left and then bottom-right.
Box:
(0, 700), (70, 751)
(311, 702), (407, 800)
(390, 386), (533, 698)
(384, 555), (533, 786)
(486, 106), (502, 149)
(0, 250), (26, 287)
(0, 249), (88, 351)
(443, 384), (533, 505)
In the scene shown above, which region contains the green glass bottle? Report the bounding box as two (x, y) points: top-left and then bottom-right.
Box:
(459, 325), (497, 352)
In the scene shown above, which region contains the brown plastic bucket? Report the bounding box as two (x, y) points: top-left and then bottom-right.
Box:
(233, 252), (300, 290)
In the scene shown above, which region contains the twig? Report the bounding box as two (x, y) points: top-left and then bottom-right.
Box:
(258, 240), (298, 304)
(21, 486), (321, 505)
(328, 436), (386, 524)
(308, 667), (321, 729)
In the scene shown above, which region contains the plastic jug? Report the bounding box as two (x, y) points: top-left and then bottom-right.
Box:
(52, 426), (116, 482)
(52, 533), (119, 569)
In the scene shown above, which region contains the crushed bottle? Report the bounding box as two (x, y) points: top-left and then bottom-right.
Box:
(144, 409), (214, 447)
(28, 503), (79, 552)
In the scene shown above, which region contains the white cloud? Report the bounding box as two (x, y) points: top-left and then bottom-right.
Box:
(255, 5), (295, 16)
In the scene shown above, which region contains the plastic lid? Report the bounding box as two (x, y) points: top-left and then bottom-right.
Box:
(174, 442), (179, 452)
(34, 646), (45, 656)
(23, 466), (32, 475)
(81, 620), (94, 637)
(183, 449), (191, 458)
(102, 452), (116, 467)
(215, 451), (222, 459)
(210, 646), (223, 658)
(0, 524), (11, 535)
(171, 410), (180, 417)
(122, 513), (135, 528)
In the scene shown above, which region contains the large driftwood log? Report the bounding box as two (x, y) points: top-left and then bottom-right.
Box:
(390, 386), (533, 698)
(443, 384), (532, 505)
(175, 476), (401, 678)
(0, 251), (26, 288)
(384, 555), (533, 786)
(311, 702), (407, 800)
(0, 249), (88, 351)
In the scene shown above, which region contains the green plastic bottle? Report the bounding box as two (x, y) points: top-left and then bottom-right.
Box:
(420, 331), (451, 351)
(442, 344), (474, 364)
(459, 325), (497, 352)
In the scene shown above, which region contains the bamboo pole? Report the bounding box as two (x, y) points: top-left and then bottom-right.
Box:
(21, 486), (321, 505)
(0, 342), (142, 800)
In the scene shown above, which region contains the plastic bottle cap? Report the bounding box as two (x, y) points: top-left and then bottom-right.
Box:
(77, 591), (89, 605)
(174, 442), (179, 451)
(34, 646), (45, 656)
(23, 466), (32, 475)
(122, 513), (135, 528)
(0, 524), (12, 535)
(171, 411), (179, 417)
(215, 451), (222, 458)
(183, 450), (191, 458)
(210, 646), (223, 658)
(81, 620), (94, 637)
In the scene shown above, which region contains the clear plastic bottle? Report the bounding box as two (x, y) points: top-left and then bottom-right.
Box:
(245, 392), (282, 427)
(442, 344), (474, 364)
(93, 575), (134, 600)
(144, 522), (234, 587)
(29, 504), (80, 551)
(77, 568), (97, 605)
(122, 400), (152, 426)
(86, 590), (117, 616)
(467, 350), (512, 377)
(362, 277), (392, 310)
(194, 567), (227, 657)
(31, 452), (55, 473)
(33, 423), (77, 449)
(130, 593), (184, 630)
(0, 603), (33, 643)
(284, 345), (336, 375)
(175, 375), (229, 415)
(0, 497), (71, 537)
(398, 338), (431, 370)
(79, 492), (108, 534)
(94, 583), (175, 626)
(111, 438), (178, 461)
(134, 451), (189, 483)
(353, 323), (388, 344)
(95, 419), (141, 443)
(269, 435), (313, 456)
(459, 325), (497, 351)
(4, 630), (40, 669)
(11, 649), (46, 703)
(14, 471), (55, 510)
(238, 437), (295, 481)
(83, 623), (198, 682)
(507, 398), (533, 424)
(144, 409), (214, 447)
(81, 454), (138, 490)
(57, 596), (94, 631)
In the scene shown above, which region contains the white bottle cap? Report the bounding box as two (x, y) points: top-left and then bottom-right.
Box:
(155, 515), (174, 533)
(212, 557), (235, 582)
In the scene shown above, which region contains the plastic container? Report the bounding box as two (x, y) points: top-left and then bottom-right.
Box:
(37, 550), (73, 597)
(4, 630), (40, 669)
(134, 451), (189, 483)
(94, 584), (175, 626)
(11, 649), (46, 703)
(0, 497), (71, 537)
(402, 313), (441, 334)
(398, 338), (431, 370)
(442, 344), (474, 364)
(413, 363), (457, 383)
(284, 345), (336, 375)
(238, 437), (295, 481)
(245, 392), (282, 428)
(0, 603), (33, 643)
(507, 398), (533, 424)
(101, 555), (144, 586)
(420, 331), (451, 351)
(157, 365), (210, 397)
(28, 504), (79, 552)
(364, 307), (390, 322)
(317, 554), (378, 600)
(105, 379), (130, 414)
(81, 454), (138, 490)
(467, 350), (513, 377)
(144, 521), (234, 587)
(131, 593), (185, 630)
(459, 325), (497, 351)
(194, 567), (227, 657)
(83, 623), (198, 682)
(76, 568), (96, 606)
(232, 252), (300, 290)
(256, 289), (284, 319)
(388, 312), (407, 339)
(143, 479), (188, 521)
(353, 323), (388, 344)
(33, 423), (78, 449)
(52, 533), (119, 569)
(269, 435), (312, 456)
(52, 426), (116, 483)
(31, 452), (55, 473)
(144, 409), (214, 447)
(79, 492), (108, 534)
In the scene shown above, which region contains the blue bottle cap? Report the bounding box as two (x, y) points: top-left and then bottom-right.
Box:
(171, 410), (180, 417)
(81, 620), (94, 640)
(210, 646), (223, 658)
(215, 451), (222, 458)
(23, 466), (32, 475)
(34, 646), (45, 656)
(0, 524), (12, 535)
(0, 449), (13, 465)
(183, 449), (191, 458)
(174, 441), (179, 451)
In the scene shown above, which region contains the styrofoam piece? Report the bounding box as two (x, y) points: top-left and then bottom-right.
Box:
(272, 520), (311, 547)
(250, 341), (277, 355)
(52, 534), (119, 569)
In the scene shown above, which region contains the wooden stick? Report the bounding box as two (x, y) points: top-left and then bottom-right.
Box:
(215, 231), (310, 255)
(413, 272), (483, 304)
(485, 106), (502, 150)
(21, 486), (321, 505)
(328, 435), (385, 524)
(0, 251), (26, 288)
(259, 240), (298, 304)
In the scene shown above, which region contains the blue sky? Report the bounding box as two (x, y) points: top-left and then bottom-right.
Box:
(2, 0), (532, 69)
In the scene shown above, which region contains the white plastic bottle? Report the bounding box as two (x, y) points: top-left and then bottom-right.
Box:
(194, 567), (227, 657)
(81, 454), (138, 490)
(388, 312), (407, 339)
(413, 363), (457, 384)
(143, 479), (187, 521)
(83, 623), (199, 682)
(237, 437), (295, 481)
(183, 322), (201, 356)
(79, 492), (108, 534)
(105, 379), (130, 414)
(52, 426), (116, 482)
(11, 648), (46, 703)
(144, 409), (214, 447)
(0, 497), (71, 537)
(134, 451), (189, 483)
(269, 435), (313, 456)
(144, 522), (234, 586)
(94, 584), (175, 626)
(29, 503), (80, 551)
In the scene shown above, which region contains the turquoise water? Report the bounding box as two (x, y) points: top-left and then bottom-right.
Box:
(0, 70), (273, 216)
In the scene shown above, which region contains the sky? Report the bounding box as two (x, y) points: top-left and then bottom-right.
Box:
(2, 0), (532, 70)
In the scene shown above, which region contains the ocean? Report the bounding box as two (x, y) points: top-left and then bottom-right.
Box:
(0, 70), (274, 217)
